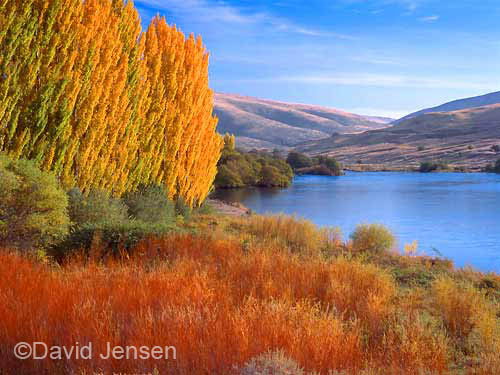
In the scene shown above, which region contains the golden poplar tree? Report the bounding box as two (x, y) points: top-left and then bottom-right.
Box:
(223, 133), (236, 151)
(0, 1), (222, 206)
(142, 17), (223, 206)
(0, 0), (82, 163)
(54, 0), (143, 194)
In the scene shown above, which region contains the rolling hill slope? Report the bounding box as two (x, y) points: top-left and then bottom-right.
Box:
(297, 104), (500, 170)
(395, 91), (500, 124)
(214, 93), (390, 149)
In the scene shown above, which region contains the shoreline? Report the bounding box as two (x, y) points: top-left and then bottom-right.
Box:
(206, 198), (252, 217)
(343, 164), (487, 173)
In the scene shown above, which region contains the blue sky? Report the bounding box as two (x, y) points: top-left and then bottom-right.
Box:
(135, 0), (500, 119)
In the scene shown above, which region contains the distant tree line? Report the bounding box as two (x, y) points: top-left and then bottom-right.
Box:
(420, 158), (500, 174)
(287, 152), (343, 176)
(214, 135), (293, 189)
(419, 161), (450, 173)
(485, 159), (500, 174)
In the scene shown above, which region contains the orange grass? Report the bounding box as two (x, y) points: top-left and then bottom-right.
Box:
(0, 234), (470, 374)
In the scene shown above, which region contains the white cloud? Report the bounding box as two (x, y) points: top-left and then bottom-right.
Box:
(136, 0), (348, 38)
(137, 0), (249, 24)
(341, 0), (425, 13)
(419, 15), (440, 22)
(351, 56), (403, 66)
(239, 73), (500, 91)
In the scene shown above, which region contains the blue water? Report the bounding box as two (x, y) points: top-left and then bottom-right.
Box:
(213, 172), (500, 272)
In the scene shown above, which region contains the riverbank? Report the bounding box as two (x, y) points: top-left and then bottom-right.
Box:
(344, 163), (486, 173)
(206, 198), (252, 216)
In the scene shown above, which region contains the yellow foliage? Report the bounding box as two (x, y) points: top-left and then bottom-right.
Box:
(0, 0), (222, 205)
(241, 214), (342, 255)
(433, 277), (500, 352)
(404, 240), (419, 256)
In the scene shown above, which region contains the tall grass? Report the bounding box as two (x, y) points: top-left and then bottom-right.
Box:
(433, 277), (500, 373)
(0, 232), (452, 374)
(238, 214), (342, 256)
(0, 214), (498, 374)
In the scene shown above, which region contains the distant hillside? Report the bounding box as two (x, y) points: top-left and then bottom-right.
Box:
(297, 104), (500, 170)
(395, 91), (500, 124)
(362, 115), (395, 124)
(214, 93), (390, 149)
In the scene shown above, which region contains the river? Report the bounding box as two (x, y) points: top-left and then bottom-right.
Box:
(213, 172), (500, 272)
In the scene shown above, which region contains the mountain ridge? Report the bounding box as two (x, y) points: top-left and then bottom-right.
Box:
(214, 93), (391, 149)
(395, 91), (500, 124)
(296, 103), (500, 170)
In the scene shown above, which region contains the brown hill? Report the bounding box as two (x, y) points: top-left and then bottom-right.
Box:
(395, 90), (500, 124)
(296, 104), (500, 170)
(214, 93), (389, 149)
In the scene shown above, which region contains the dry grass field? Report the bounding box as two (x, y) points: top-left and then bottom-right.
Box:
(1, 212), (500, 374)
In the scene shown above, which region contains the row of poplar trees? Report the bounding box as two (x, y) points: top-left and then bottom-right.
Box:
(0, 0), (223, 206)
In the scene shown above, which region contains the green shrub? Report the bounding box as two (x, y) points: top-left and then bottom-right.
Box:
(296, 164), (334, 176)
(286, 152), (313, 170)
(53, 220), (176, 259)
(175, 197), (192, 220)
(350, 224), (395, 254)
(419, 161), (449, 173)
(0, 155), (69, 251)
(267, 157), (293, 181)
(258, 165), (291, 187)
(223, 156), (260, 186)
(485, 159), (500, 173)
(419, 161), (436, 172)
(68, 188), (128, 226)
(215, 148), (293, 189)
(296, 155), (343, 176)
(60, 185), (181, 258)
(194, 200), (215, 215)
(238, 158), (260, 185)
(215, 164), (245, 188)
(123, 184), (175, 224)
(324, 157), (342, 175)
